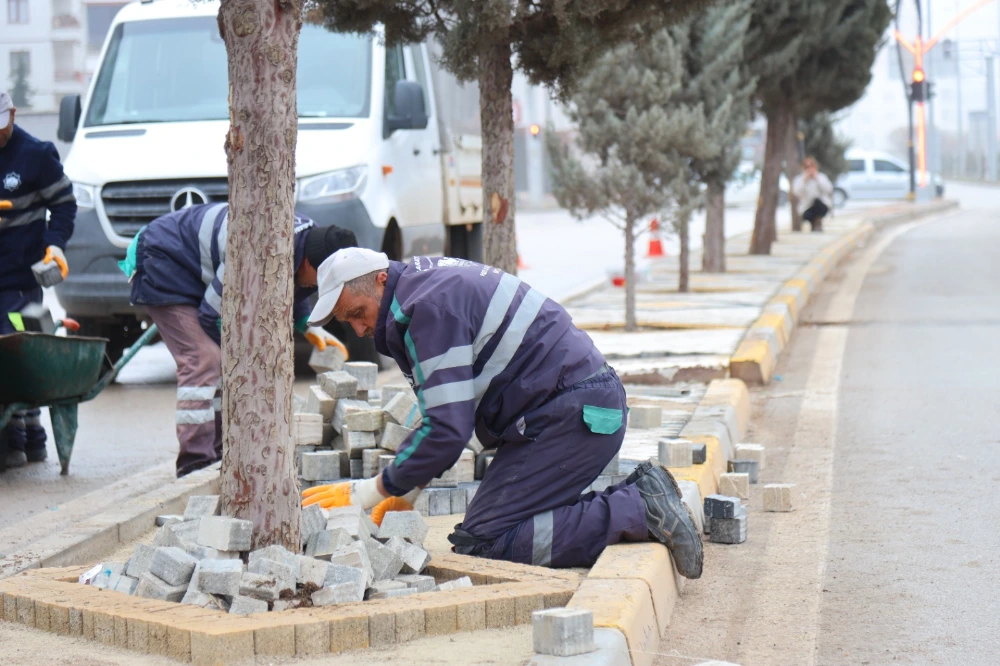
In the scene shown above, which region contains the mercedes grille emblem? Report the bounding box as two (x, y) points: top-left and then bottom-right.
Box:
(170, 187), (209, 211)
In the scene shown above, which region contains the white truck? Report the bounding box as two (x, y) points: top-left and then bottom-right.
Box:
(55, 0), (483, 361)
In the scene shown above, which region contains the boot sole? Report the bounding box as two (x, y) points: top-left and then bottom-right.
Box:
(640, 466), (703, 578)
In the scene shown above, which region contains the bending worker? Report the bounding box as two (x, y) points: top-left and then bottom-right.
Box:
(303, 249), (702, 574)
(0, 90), (76, 469)
(121, 204), (354, 477)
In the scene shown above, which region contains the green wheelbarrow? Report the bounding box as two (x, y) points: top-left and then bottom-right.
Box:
(0, 322), (160, 475)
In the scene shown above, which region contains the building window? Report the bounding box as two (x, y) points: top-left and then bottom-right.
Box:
(8, 0), (28, 24)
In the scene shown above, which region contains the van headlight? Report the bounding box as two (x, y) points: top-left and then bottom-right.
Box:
(297, 167), (367, 204)
(72, 183), (97, 209)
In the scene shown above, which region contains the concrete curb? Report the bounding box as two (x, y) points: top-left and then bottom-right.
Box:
(0, 463), (221, 580)
(730, 200), (958, 384)
(537, 379), (750, 666)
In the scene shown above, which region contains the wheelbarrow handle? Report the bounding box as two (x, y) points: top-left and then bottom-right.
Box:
(56, 318), (80, 333)
(82, 324), (159, 402)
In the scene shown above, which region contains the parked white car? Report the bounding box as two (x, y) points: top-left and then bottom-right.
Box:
(834, 149), (944, 207)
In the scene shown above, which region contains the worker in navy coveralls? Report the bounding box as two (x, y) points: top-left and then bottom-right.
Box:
(303, 248), (702, 574)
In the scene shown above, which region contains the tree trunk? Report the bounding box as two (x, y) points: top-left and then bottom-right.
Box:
(702, 180), (725, 273)
(785, 115), (804, 232)
(624, 211), (637, 332)
(749, 104), (792, 255)
(218, 0), (302, 552)
(478, 40), (517, 274)
(678, 211), (690, 293)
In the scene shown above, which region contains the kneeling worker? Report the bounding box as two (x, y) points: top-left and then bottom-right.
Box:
(302, 250), (702, 574)
(122, 204), (355, 477)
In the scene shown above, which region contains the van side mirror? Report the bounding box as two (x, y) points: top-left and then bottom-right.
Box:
(385, 80), (428, 136)
(57, 94), (82, 143)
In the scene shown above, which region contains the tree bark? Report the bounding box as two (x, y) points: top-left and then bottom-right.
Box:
(784, 115), (804, 232)
(624, 210), (637, 332)
(749, 104), (792, 255)
(702, 180), (725, 273)
(678, 211), (690, 293)
(478, 40), (517, 274)
(218, 0), (302, 552)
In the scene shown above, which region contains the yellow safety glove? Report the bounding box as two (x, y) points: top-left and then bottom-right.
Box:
(304, 326), (348, 356)
(0, 200), (10, 223)
(43, 246), (69, 279)
(371, 497), (414, 527)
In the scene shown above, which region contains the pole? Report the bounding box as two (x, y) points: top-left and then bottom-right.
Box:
(926, 0), (939, 179)
(986, 55), (998, 181)
(956, 37), (964, 177)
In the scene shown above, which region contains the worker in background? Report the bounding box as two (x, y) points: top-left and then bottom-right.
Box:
(302, 249), (703, 575)
(0, 90), (77, 469)
(120, 204), (355, 477)
(792, 156), (834, 232)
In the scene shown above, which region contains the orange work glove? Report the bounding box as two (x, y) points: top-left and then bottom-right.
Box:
(304, 326), (348, 356)
(370, 496), (414, 527)
(301, 482), (352, 509)
(43, 246), (70, 279)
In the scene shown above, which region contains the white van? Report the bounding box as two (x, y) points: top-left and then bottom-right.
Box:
(55, 0), (483, 358)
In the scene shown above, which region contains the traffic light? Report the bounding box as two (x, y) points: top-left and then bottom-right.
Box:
(910, 68), (928, 102)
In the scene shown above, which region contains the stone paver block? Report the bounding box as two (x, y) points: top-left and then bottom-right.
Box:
(350, 459), (363, 478)
(395, 608), (426, 642)
(568, 578), (658, 666)
(108, 574), (138, 595)
(704, 494), (742, 519)
(332, 398), (370, 433)
(367, 579), (407, 596)
(255, 624), (295, 657)
(426, 488), (452, 516)
(383, 392), (420, 427)
(294, 413), (324, 446)
(659, 439), (694, 468)
(324, 563), (367, 599)
(182, 495), (221, 521)
(125, 544), (155, 579)
(302, 451), (342, 481)
(157, 519), (199, 549)
(429, 449), (475, 487)
(326, 505), (376, 539)
(763, 483), (794, 512)
(301, 503), (327, 546)
(329, 542), (374, 587)
(425, 604), (458, 636)
(318, 370), (359, 399)
(362, 447), (392, 477)
(376, 510), (428, 545)
(385, 536), (431, 574)
(249, 544), (299, 575)
(135, 573), (187, 602)
(588, 543), (678, 637)
(528, 628), (631, 666)
(344, 361), (378, 390)
(728, 459), (759, 484)
(533, 608), (595, 657)
(249, 558), (296, 595)
(346, 409), (383, 432)
(628, 405), (662, 429)
(709, 507), (747, 544)
(310, 343), (347, 375)
(306, 527), (355, 560)
(456, 600), (486, 632)
(305, 385), (337, 421)
(451, 487), (467, 513)
(487, 595), (517, 628)
(183, 544), (239, 561)
(436, 576), (473, 591)
(313, 582), (364, 606)
(691, 442), (708, 465)
(341, 430), (377, 459)
(735, 443), (766, 470)
(380, 384), (413, 405)
(330, 614), (370, 652)
(229, 595), (268, 615)
(239, 572), (280, 602)
(150, 547), (198, 586)
(365, 537), (404, 581)
(380, 423), (413, 450)
(395, 574), (436, 592)
(719, 473), (750, 500)
(369, 611), (396, 647)
(378, 454), (396, 474)
(676, 480), (705, 534)
(296, 556), (329, 587)
(197, 516), (254, 552)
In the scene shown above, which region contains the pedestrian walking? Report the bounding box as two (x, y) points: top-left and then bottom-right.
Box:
(792, 156), (834, 232)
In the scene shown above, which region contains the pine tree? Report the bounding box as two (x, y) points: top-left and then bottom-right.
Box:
(310, 0), (710, 274)
(9, 58), (31, 108)
(803, 112), (851, 181)
(548, 29), (715, 329)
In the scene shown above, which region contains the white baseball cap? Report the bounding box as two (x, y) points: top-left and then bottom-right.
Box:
(308, 247), (389, 326)
(0, 92), (13, 130)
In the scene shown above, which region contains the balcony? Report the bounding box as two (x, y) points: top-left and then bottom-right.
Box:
(51, 13), (82, 39)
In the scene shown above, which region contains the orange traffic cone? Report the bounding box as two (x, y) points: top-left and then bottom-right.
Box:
(516, 235), (529, 270)
(647, 218), (665, 258)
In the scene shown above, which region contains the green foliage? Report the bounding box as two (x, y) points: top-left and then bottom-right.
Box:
(802, 112), (851, 181)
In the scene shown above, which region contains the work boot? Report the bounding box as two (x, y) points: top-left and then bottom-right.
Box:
(5, 448), (27, 468)
(25, 445), (48, 463)
(629, 460), (703, 579)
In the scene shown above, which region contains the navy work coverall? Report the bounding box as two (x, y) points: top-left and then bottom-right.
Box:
(376, 257), (649, 568)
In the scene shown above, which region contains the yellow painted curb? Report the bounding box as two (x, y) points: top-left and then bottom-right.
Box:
(567, 578), (658, 666)
(588, 544), (678, 638)
(730, 338), (774, 384)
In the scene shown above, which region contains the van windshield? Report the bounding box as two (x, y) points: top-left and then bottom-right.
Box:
(85, 18), (372, 126)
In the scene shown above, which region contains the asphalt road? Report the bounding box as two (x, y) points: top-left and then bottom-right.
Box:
(655, 191), (1000, 665)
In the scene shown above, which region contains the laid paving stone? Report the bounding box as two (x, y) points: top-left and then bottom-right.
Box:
(326, 505), (376, 539)
(363, 448), (393, 477)
(197, 516), (253, 552)
(709, 507), (748, 544)
(533, 608), (595, 657)
(318, 371), (359, 399)
(628, 405), (662, 429)
(691, 442), (708, 465)
(182, 495), (220, 521)
(384, 536), (431, 574)
(346, 409), (383, 432)
(135, 573), (187, 602)
(150, 547), (198, 586)
(343, 362), (378, 390)
(125, 544), (155, 579)
(305, 527), (355, 560)
(735, 443), (766, 470)
(380, 423), (414, 450)
(195, 559), (243, 597)
(383, 392), (420, 427)
(301, 503), (327, 546)
(703, 494), (742, 519)
(301, 451), (342, 481)
(305, 385), (337, 421)
(239, 572), (280, 602)
(229, 595), (268, 615)
(658, 439), (693, 468)
(395, 574), (436, 592)
(328, 542), (374, 587)
(376, 511), (428, 545)
(312, 582), (363, 606)
(728, 459), (760, 484)
(249, 558), (296, 595)
(719, 472), (750, 500)
(763, 483), (795, 512)
(365, 537), (404, 581)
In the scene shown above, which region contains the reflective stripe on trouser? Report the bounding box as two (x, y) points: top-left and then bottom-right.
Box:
(145, 303), (222, 476)
(458, 368), (648, 568)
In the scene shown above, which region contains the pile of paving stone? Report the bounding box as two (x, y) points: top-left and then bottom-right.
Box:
(294, 358), (484, 516)
(81, 494), (471, 615)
